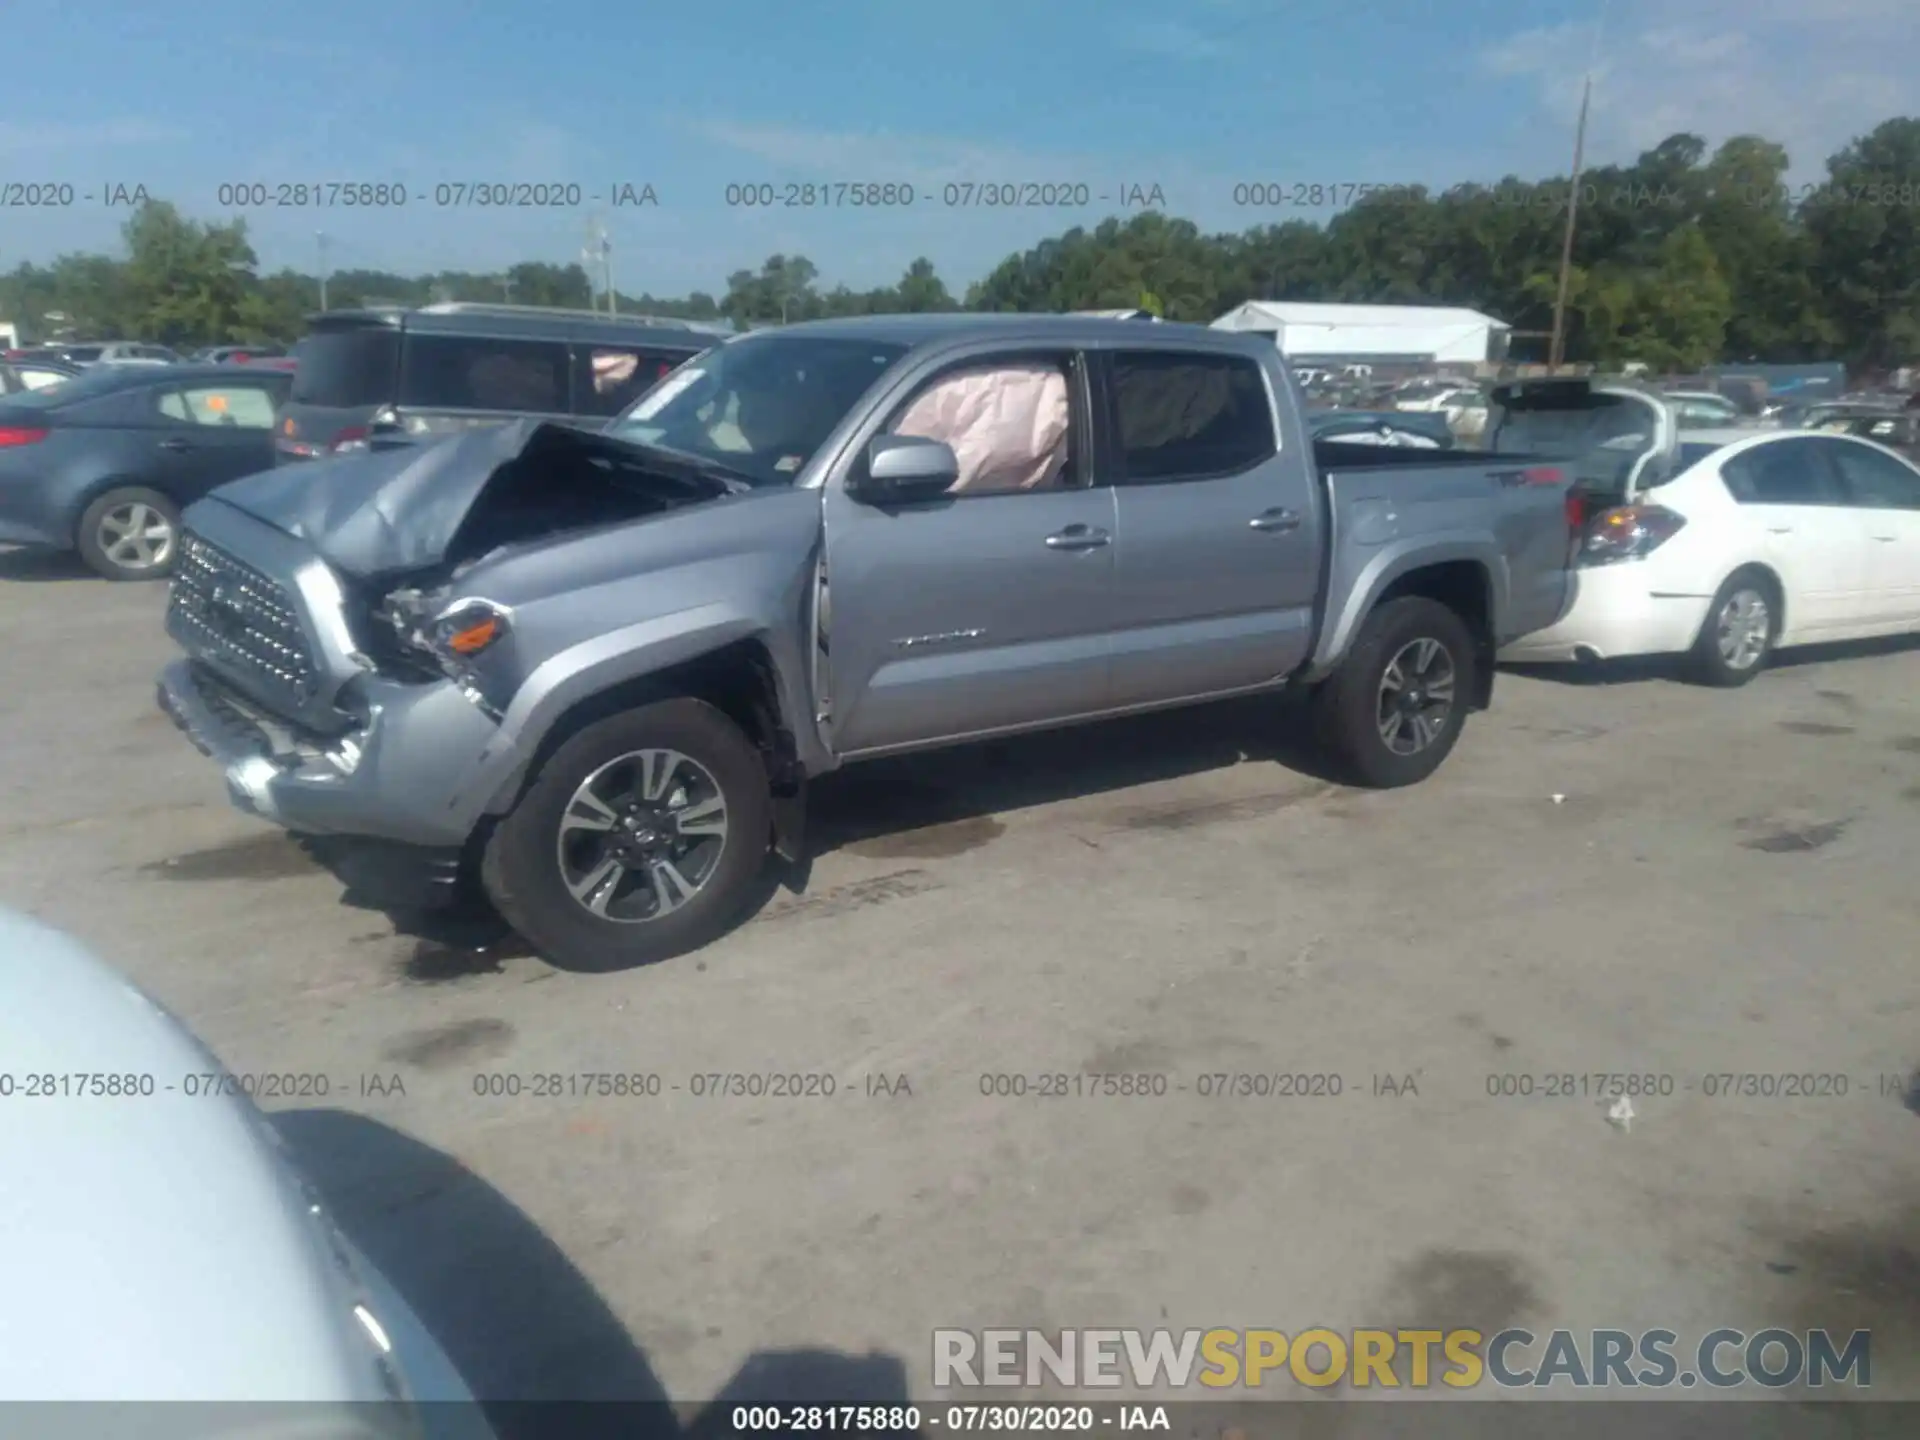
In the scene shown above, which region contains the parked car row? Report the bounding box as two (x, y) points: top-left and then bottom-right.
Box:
(0, 304), (720, 579)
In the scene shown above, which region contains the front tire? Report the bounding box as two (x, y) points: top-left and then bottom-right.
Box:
(1314, 596), (1477, 788)
(76, 486), (181, 580)
(481, 698), (773, 971)
(1688, 571), (1775, 687)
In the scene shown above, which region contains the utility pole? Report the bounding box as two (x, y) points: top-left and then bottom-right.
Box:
(1547, 75), (1591, 372)
(582, 216), (612, 314)
(500, 275), (516, 302)
(316, 232), (330, 311)
(1548, 3), (1606, 372)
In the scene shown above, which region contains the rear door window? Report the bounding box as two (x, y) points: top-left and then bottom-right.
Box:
(1720, 439), (1845, 505)
(571, 346), (701, 418)
(156, 382), (281, 429)
(289, 328), (400, 407)
(1107, 350), (1276, 482)
(399, 334), (570, 413)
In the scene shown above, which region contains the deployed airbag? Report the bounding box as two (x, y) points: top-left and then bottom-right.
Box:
(890, 363), (1069, 492)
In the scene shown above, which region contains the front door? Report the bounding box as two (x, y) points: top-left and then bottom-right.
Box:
(821, 350), (1116, 756)
(1823, 437), (1920, 627)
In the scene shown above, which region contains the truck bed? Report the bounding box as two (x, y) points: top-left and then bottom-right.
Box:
(1312, 446), (1574, 667)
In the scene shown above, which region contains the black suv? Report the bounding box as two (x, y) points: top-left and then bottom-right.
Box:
(275, 303), (728, 463)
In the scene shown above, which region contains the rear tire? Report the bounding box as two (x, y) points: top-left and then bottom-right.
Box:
(1313, 596), (1477, 788)
(1688, 570), (1776, 687)
(481, 698), (773, 971)
(76, 486), (181, 580)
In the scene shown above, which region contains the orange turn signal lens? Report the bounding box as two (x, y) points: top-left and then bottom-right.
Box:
(444, 617), (501, 655)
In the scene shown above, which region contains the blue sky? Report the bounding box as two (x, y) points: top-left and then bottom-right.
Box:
(3, 0), (1913, 296)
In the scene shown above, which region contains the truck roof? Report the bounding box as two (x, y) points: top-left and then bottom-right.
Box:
(762, 313), (1274, 356)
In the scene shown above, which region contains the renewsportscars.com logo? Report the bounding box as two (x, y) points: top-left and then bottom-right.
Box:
(932, 1327), (1872, 1391)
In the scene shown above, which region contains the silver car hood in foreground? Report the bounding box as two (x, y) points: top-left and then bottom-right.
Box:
(204, 419), (739, 581)
(0, 910), (493, 1437)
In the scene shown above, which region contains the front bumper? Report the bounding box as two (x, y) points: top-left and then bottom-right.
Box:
(157, 657), (509, 851)
(1498, 564), (1713, 663)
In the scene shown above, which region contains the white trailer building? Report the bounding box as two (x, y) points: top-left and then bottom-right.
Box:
(1211, 301), (1510, 367)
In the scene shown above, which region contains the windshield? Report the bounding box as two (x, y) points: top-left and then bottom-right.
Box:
(606, 334), (908, 485)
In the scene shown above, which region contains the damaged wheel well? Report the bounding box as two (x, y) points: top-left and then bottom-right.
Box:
(491, 638), (802, 819)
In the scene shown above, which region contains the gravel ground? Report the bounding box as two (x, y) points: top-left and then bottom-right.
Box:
(5, 545), (1919, 1429)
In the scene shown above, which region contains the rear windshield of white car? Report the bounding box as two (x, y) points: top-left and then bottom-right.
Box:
(1492, 397), (1649, 453)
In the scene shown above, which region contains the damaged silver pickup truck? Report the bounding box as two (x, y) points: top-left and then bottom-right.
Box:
(157, 315), (1577, 970)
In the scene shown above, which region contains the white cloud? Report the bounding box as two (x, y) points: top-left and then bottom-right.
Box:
(0, 119), (187, 154)
(1477, 3), (1919, 178)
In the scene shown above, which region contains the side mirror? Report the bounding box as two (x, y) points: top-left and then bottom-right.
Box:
(854, 434), (959, 504)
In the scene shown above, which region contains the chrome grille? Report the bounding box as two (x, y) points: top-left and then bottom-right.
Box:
(168, 534), (318, 699)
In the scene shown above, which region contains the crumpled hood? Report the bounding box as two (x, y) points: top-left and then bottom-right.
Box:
(201, 418), (738, 580)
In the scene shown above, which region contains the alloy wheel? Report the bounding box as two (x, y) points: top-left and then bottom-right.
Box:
(1376, 636), (1457, 756)
(97, 502), (175, 572)
(1715, 589), (1770, 670)
(554, 749), (731, 923)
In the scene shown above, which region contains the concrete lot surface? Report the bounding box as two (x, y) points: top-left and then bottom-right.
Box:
(5, 544), (1920, 1426)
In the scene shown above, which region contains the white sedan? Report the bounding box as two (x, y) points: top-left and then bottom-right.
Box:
(1501, 428), (1920, 685)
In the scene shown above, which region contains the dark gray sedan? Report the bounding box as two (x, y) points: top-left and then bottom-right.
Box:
(0, 363), (291, 579)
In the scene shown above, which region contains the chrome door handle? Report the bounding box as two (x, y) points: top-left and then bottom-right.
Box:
(1045, 525), (1110, 551)
(1249, 508), (1301, 532)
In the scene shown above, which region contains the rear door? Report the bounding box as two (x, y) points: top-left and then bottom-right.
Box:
(1822, 437), (1920, 626)
(1716, 437), (1871, 637)
(146, 377), (286, 498)
(821, 347), (1117, 754)
(1100, 347), (1319, 705)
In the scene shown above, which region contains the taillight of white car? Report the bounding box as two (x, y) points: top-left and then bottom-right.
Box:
(1579, 503), (1687, 565)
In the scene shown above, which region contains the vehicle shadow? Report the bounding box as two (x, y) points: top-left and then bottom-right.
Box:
(274, 1108), (924, 1440)
(802, 690), (1345, 861)
(0, 546), (93, 582)
(1502, 632), (1920, 688)
(321, 692), (1349, 971)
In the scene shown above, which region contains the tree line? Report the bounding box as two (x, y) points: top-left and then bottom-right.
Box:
(4, 118), (1915, 372)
